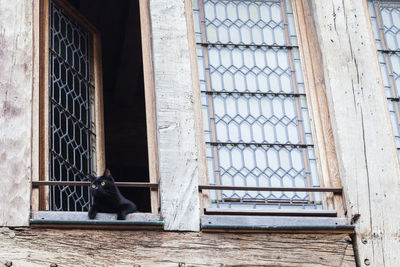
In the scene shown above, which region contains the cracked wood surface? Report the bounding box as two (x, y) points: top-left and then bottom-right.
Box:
(0, 0), (33, 226)
(311, 0), (400, 265)
(0, 228), (355, 267)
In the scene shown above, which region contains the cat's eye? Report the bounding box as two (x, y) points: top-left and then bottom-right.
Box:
(100, 181), (106, 186)
(91, 184), (96, 189)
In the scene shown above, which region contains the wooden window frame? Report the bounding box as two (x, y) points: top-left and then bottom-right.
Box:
(31, 0), (160, 215)
(187, 0), (346, 217)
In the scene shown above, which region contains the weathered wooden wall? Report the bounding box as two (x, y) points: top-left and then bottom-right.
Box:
(0, 227), (355, 267)
(0, 0), (33, 226)
(150, 0), (201, 231)
(311, 0), (400, 266)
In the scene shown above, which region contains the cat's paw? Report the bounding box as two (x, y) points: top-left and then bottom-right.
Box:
(88, 208), (97, 220)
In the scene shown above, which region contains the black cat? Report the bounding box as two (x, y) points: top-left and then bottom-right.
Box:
(88, 169), (137, 220)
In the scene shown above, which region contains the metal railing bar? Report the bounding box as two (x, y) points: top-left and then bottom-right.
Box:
(198, 185), (342, 194)
(32, 181), (159, 188)
(206, 141), (313, 148)
(201, 90), (306, 97)
(196, 42), (298, 49)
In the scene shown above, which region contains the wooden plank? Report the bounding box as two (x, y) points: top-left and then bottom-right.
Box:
(311, 0), (400, 265)
(139, 0), (160, 214)
(0, 228), (355, 266)
(0, 0), (33, 226)
(150, 0), (201, 230)
(32, 181), (158, 188)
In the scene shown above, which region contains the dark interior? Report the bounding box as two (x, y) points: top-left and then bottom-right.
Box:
(67, 0), (151, 212)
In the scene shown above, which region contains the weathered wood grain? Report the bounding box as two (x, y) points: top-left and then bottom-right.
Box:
(0, 227), (355, 267)
(150, 0), (200, 230)
(311, 0), (400, 265)
(0, 0), (33, 226)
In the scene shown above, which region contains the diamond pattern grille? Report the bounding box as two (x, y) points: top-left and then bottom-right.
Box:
(48, 0), (95, 211)
(194, 0), (321, 210)
(369, 0), (400, 157)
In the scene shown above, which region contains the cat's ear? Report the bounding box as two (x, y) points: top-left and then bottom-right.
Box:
(103, 169), (112, 178)
(88, 174), (95, 182)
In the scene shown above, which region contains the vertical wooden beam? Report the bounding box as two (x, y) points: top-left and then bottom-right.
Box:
(139, 0), (160, 214)
(311, 0), (400, 265)
(0, 0), (33, 226)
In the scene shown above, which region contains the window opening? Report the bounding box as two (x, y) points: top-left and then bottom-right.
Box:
(193, 0), (323, 211)
(369, 0), (400, 158)
(37, 0), (153, 212)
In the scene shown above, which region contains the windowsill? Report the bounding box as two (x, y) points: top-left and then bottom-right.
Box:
(30, 211), (163, 230)
(201, 215), (355, 233)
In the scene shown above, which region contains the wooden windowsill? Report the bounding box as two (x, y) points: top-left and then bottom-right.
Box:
(30, 211), (163, 230)
(201, 215), (354, 234)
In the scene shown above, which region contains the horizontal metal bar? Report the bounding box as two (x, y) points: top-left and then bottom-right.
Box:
(204, 208), (338, 217)
(206, 141), (313, 148)
(201, 90), (306, 97)
(201, 224), (355, 233)
(49, 150), (93, 180)
(388, 97), (400, 102)
(32, 181), (159, 188)
(378, 49), (400, 53)
(197, 42), (298, 49)
(199, 185), (342, 194)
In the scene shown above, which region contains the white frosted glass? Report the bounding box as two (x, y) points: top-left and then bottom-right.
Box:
(275, 124), (286, 143)
(277, 50), (289, 69)
(270, 175), (281, 187)
(226, 96), (237, 118)
(269, 73), (280, 93)
(266, 50), (277, 70)
(381, 9), (392, 29)
(252, 123), (263, 142)
(193, 12), (201, 33)
(243, 49), (254, 69)
(207, 158), (215, 184)
(215, 2), (226, 21)
(213, 96), (225, 116)
(228, 123), (240, 141)
(240, 122), (251, 142)
(249, 97), (260, 117)
(267, 149), (279, 170)
(263, 123), (275, 143)
(221, 174), (233, 186)
(393, 10), (400, 28)
(255, 148), (267, 170)
(257, 73), (269, 92)
(254, 49), (265, 67)
(220, 48), (231, 67)
(291, 149), (303, 171)
(237, 3), (249, 22)
(249, 3), (260, 22)
(260, 97), (273, 118)
(216, 122), (228, 141)
(246, 73), (257, 92)
(211, 72), (222, 90)
(259, 4), (271, 22)
(279, 149), (291, 170)
(271, 4), (282, 23)
(385, 32), (397, 50)
(204, 1), (215, 21)
(281, 73), (292, 93)
(262, 27), (274, 44)
(234, 175), (245, 187)
(284, 98), (295, 118)
(272, 98), (283, 117)
(207, 24), (218, 43)
(226, 2), (237, 22)
(208, 48), (220, 67)
(243, 148), (255, 170)
(232, 48), (243, 68)
(219, 147), (231, 169)
(240, 26), (251, 44)
(218, 26), (229, 43)
(237, 97), (249, 118)
(231, 148), (243, 169)
(287, 124), (299, 144)
(223, 72), (234, 91)
(234, 72), (246, 91)
(230, 26), (240, 44)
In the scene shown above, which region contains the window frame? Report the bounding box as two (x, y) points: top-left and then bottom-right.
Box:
(31, 0), (160, 215)
(188, 0), (345, 217)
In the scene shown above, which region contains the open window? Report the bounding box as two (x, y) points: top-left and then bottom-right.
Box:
(193, 0), (345, 217)
(32, 0), (159, 220)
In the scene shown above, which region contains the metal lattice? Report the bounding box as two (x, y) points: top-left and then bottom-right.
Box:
(369, 0), (400, 157)
(48, 0), (96, 211)
(194, 0), (322, 210)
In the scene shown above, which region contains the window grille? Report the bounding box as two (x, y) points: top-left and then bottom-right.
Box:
(193, 0), (324, 211)
(48, 0), (95, 211)
(369, 0), (400, 157)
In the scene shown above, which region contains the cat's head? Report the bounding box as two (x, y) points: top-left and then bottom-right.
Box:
(90, 169), (116, 197)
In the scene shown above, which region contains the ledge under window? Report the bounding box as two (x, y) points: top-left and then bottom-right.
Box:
(30, 211), (164, 230)
(201, 215), (355, 233)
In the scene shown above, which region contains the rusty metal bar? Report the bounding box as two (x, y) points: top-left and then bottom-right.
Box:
(196, 42), (298, 49)
(198, 185), (342, 194)
(32, 181), (159, 188)
(206, 141), (313, 148)
(201, 90), (306, 97)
